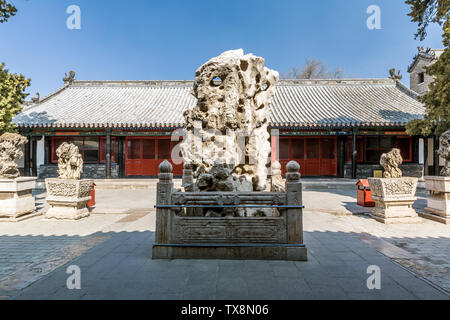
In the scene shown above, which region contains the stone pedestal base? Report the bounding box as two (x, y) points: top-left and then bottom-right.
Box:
(0, 177), (37, 222)
(420, 176), (450, 224)
(44, 178), (93, 221)
(368, 177), (421, 224)
(45, 203), (90, 220)
(370, 197), (422, 224)
(152, 243), (307, 261)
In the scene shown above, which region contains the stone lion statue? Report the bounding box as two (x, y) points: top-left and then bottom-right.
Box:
(438, 130), (450, 177)
(56, 142), (83, 179)
(380, 148), (403, 178)
(180, 49), (279, 192)
(0, 133), (28, 179)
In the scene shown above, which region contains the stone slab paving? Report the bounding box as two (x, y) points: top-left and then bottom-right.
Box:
(7, 208), (450, 300)
(304, 188), (450, 294)
(1, 187), (449, 300)
(0, 212), (129, 299)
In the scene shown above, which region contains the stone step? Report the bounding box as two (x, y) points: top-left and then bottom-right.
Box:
(93, 179), (182, 190)
(34, 178), (426, 191)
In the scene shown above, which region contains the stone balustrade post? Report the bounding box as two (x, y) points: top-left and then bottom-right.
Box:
(182, 162), (194, 192)
(155, 160), (173, 244)
(271, 160), (283, 192)
(285, 161), (303, 244)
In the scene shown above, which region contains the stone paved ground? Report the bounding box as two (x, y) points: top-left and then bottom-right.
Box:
(304, 188), (450, 292)
(0, 187), (449, 300)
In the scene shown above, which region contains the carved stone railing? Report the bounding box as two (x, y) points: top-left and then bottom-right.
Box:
(152, 160), (307, 261)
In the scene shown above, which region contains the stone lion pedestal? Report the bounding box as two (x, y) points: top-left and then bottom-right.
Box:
(0, 177), (38, 222)
(368, 177), (422, 224)
(44, 178), (94, 220)
(420, 176), (450, 224)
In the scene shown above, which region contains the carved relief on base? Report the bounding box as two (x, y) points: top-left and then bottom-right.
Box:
(44, 178), (93, 220)
(172, 216), (287, 244)
(0, 177), (37, 222)
(421, 176), (450, 224)
(368, 177), (421, 224)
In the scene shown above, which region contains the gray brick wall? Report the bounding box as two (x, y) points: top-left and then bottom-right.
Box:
(344, 163), (423, 179)
(409, 58), (435, 95)
(38, 163), (119, 179)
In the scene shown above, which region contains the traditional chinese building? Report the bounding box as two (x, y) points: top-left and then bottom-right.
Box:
(13, 74), (436, 180)
(408, 47), (444, 96)
(407, 47), (446, 175)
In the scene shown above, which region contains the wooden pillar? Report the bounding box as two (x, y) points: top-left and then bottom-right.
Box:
(433, 134), (440, 175)
(337, 136), (345, 178)
(31, 137), (37, 177)
(24, 137), (31, 177)
(423, 137), (429, 176)
(285, 160), (303, 244)
(351, 130), (357, 179)
(44, 136), (51, 164)
(270, 128), (279, 165)
(105, 130), (111, 179)
(118, 136), (125, 178)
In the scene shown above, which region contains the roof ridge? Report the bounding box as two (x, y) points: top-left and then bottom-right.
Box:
(69, 78), (397, 86)
(71, 80), (194, 86)
(278, 78), (395, 85)
(21, 84), (70, 111)
(395, 80), (420, 100)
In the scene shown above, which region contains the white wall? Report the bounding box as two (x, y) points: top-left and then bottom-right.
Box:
(36, 137), (45, 174)
(418, 138), (424, 164)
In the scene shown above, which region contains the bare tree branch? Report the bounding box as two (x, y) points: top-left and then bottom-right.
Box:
(282, 59), (344, 79)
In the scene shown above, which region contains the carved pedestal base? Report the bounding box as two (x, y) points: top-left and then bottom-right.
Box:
(419, 176), (450, 224)
(368, 177), (421, 224)
(44, 178), (93, 220)
(152, 244), (307, 261)
(0, 177), (37, 222)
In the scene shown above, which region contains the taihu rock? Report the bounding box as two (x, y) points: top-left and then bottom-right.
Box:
(368, 148), (421, 224)
(56, 142), (83, 179)
(380, 148), (403, 178)
(0, 133), (28, 179)
(45, 142), (93, 220)
(180, 49), (279, 194)
(421, 131), (450, 224)
(0, 133), (37, 222)
(438, 130), (450, 177)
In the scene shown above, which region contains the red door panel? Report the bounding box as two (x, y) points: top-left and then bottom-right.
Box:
(276, 136), (337, 176)
(305, 138), (320, 175)
(125, 137), (183, 176)
(320, 137), (337, 176)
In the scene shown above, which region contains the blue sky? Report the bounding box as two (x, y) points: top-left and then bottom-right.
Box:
(0, 0), (445, 97)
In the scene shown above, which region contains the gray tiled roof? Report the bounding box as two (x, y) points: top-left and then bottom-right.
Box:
(14, 78), (424, 129)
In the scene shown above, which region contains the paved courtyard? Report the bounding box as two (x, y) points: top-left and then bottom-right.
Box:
(0, 186), (449, 300)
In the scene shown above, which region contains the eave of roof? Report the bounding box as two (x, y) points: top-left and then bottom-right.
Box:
(14, 78), (425, 129)
(407, 48), (444, 72)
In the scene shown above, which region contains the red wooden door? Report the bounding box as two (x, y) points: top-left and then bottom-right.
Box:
(290, 138), (305, 176)
(125, 137), (183, 176)
(279, 137), (306, 176)
(319, 137), (337, 176)
(277, 136), (337, 176)
(305, 138), (320, 175)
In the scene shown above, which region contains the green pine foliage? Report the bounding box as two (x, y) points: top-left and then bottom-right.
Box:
(0, 0), (17, 23)
(0, 63), (31, 133)
(405, 0), (450, 137)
